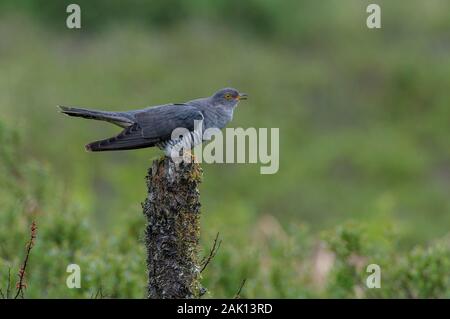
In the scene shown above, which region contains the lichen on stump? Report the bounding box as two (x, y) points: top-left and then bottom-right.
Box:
(143, 156), (203, 299)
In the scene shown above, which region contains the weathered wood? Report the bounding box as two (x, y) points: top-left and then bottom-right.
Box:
(143, 157), (202, 299)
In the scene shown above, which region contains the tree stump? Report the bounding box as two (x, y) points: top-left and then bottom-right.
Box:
(142, 157), (202, 299)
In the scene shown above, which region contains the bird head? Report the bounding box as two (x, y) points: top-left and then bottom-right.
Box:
(211, 88), (248, 107)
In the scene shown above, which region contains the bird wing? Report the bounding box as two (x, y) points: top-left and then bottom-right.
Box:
(85, 104), (204, 152)
(86, 123), (153, 151)
(135, 104), (204, 140)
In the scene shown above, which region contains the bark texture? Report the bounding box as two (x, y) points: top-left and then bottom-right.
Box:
(143, 157), (202, 299)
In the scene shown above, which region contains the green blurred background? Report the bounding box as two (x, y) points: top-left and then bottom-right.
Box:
(0, 0), (449, 298)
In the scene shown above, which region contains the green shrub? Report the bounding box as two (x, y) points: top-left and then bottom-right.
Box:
(324, 222), (450, 298)
(1, 122), (449, 298)
(0, 122), (146, 298)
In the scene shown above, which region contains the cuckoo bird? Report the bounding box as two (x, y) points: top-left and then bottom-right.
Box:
(58, 88), (247, 155)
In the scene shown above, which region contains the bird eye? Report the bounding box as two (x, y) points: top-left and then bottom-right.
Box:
(224, 93), (232, 100)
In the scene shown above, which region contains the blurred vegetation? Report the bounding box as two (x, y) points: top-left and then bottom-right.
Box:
(0, 0), (449, 298)
(1, 123), (449, 298)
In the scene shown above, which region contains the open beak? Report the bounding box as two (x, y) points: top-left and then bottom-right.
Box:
(238, 93), (248, 100)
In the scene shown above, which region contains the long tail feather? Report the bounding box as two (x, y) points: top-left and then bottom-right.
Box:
(58, 105), (133, 128)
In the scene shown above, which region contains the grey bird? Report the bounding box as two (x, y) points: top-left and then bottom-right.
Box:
(58, 88), (247, 155)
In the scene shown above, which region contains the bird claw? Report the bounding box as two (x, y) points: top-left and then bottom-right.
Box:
(182, 150), (198, 163)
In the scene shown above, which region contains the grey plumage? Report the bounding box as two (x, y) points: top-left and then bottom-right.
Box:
(57, 106), (135, 128)
(58, 88), (247, 154)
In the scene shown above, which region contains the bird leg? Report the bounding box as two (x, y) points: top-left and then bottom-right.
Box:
(182, 149), (198, 163)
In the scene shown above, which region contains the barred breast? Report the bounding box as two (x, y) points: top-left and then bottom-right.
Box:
(156, 129), (204, 157)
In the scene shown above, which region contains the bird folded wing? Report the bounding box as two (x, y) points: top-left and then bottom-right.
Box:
(135, 104), (204, 140)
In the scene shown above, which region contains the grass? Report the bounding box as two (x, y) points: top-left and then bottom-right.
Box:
(0, 1), (450, 297)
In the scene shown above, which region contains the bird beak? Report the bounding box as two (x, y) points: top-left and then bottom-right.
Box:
(238, 93), (248, 100)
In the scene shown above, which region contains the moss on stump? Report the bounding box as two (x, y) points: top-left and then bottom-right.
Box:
(143, 157), (202, 299)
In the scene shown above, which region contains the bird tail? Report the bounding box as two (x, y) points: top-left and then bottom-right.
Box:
(85, 124), (155, 152)
(58, 105), (133, 128)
